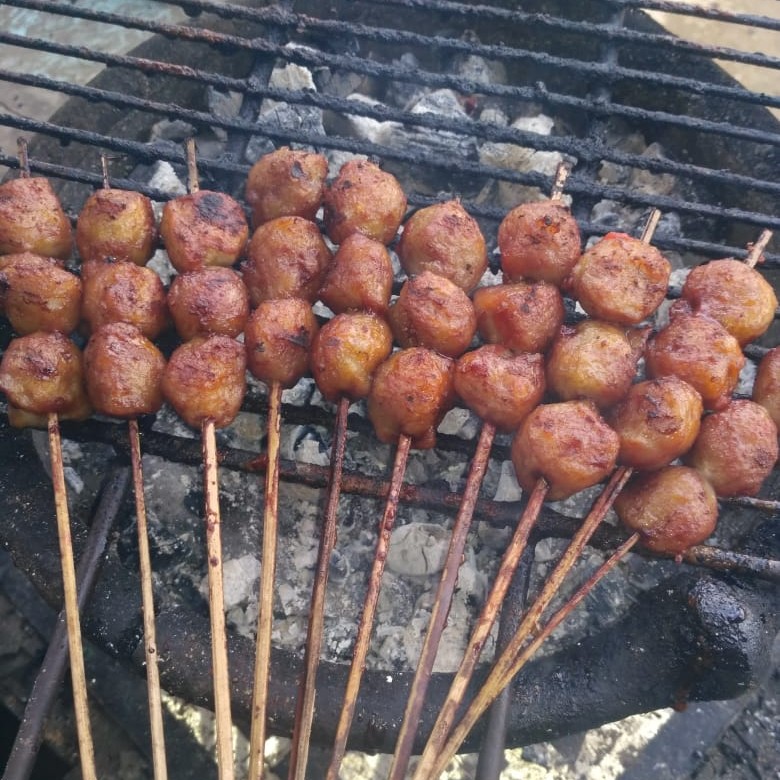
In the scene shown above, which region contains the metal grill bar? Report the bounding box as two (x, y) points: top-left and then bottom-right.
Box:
(617, 0), (780, 30)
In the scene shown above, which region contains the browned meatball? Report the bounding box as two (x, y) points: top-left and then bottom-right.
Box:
(676, 258), (778, 346)
(498, 200), (581, 286)
(388, 271), (476, 358)
(473, 281), (564, 354)
(244, 298), (319, 388)
(753, 346), (780, 430)
(243, 216), (332, 305)
(310, 312), (393, 402)
(162, 335), (246, 429)
(0, 252), (82, 335)
(397, 200), (488, 293)
(565, 232), (671, 325)
(84, 323), (165, 418)
(454, 346), (545, 431)
(319, 233), (394, 315)
(245, 146), (328, 228)
(167, 267), (249, 340)
(76, 188), (157, 266)
(159, 190), (249, 273)
(511, 400), (619, 501)
(546, 320), (645, 409)
(609, 376), (703, 470)
(81, 260), (167, 340)
(614, 466), (718, 555)
(645, 312), (744, 411)
(367, 347), (455, 449)
(0, 331), (90, 419)
(684, 399), (778, 497)
(0, 177), (72, 260)
(323, 159), (407, 245)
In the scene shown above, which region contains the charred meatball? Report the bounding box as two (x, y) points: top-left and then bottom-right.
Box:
(245, 146), (328, 227)
(76, 188), (157, 266)
(397, 200), (488, 293)
(323, 159), (407, 245)
(753, 346), (780, 430)
(388, 271), (477, 358)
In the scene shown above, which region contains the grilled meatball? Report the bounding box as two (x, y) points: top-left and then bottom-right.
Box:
(0, 177), (72, 260)
(243, 216), (332, 305)
(367, 347), (455, 449)
(388, 271), (477, 358)
(511, 400), (620, 501)
(81, 260), (167, 340)
(167, 267), (249, 340)
(245, 298), (318, 388)
(454, 346), (545, 431)
(397, 200), (488, 293)
(159, 190), (249, 273)
(753, 346), (780, 430)
(645, 312), (744, 411)
(565, 232), (671, 325)
(685, 399), (778, 497)
(614, 465), (718, 555)
(0, 252), (82, 335)
(546, 320), (645, 409)
(310, 312), (392, 402)
(76, 188), (157, 266)
(473, 280), (564, 354)
(319, 233), (394, 315)
(498, 200), (581, 286)
(84, 323), (165, 418)
(245, 146), (328, 227)
(0, 331), (90, 420)
(162, 335), (246, 429)
(609, 376), (703, 470)
(676, 258), (778, 346)
(323, 159), (407, 245)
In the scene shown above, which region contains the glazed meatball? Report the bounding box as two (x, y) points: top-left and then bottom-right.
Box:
(614, 466), (718, 555)
(81, 260), (167, 340)
(162, 335), (246, 429)
(310, 312), (393, 402)
(498, 200), (581, 286)
(546, 320), (645, 409)
(0, 331), (90, 420)
(645, 312), (744, 411)
(454, 346), (545, 431)
(84, 323), (165, 418)
(753, 346), (780, 430)
(511, 400), (620, 501)
(367, 347), (455, 449)
(319, 233), (394, 315)
(676, 258), (778, 346)
(0, 177), (72, 260)
(76, 188), (157, 266)
(609, 376), (703, 470)
(685, 399), (778, 497)
(565, 232), (671, 325)
(397, 200), (488, 293)
(323, 159), (407, 245)
(0, 252), (82, 335)
(473, 280), (564, 354)
(159, 190), (249, 273)
(245, 146), (328, 227)
(167, 267), (249, 340)
(244, 298), (319, 388)
(243, 216), (332, 305)
(388, 271), (477, 358)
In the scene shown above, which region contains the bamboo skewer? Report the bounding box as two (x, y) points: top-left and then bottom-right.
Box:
(745, 228), (772, 268)
(288, 395), (351, 780)
(326, 433), (413, 780)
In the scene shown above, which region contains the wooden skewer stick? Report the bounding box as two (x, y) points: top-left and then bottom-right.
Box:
(288, 395), (351, 780)
(745, 228), (772, 268)
(248, 380), (283, 780)
(326, 434), (413, 780)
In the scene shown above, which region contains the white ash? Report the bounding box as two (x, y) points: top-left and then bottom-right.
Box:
(386, 522), (451, 577)
(494, 459), (524, 503)
(147, 160), (187, 198)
